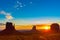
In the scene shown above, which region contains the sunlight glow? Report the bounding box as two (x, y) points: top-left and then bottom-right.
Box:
(44, 26), (50, 30)
(38, 26), (50, 30)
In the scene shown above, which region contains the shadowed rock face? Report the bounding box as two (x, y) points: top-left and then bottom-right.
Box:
(5, 22), (15, 31)
(50, 23), (59, 32)
(31, 25), (40, 34)
(32, 25), (36, 31)
(0, 22), (22, 35)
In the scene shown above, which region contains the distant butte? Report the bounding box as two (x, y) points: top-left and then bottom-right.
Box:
(0, 22), (22, 35)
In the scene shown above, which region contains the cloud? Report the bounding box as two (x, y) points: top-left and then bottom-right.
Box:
(0, 11), (13, 20)
(17, 1), (20, 4)
(14, 1), (33, 10)
(30, 2), (32, 4)
(5, 13), (13, 20)
(17, 1), (23, 7)
(0, 11), (6, 15)
(17, 1), (22, 5)
(20, 5), (23, 7)
(14, 1), (23, 10)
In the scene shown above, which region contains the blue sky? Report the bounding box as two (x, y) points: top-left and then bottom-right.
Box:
(0, 0), (60, 25)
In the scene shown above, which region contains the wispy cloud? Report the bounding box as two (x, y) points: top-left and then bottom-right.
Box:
(14, 1), (24, 9)
(0, 11), (13, 20)
(14, 1), (33, 10)
(30, 2), (32, 4)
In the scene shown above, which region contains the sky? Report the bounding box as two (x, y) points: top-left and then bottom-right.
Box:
(0, 0), (60, 25)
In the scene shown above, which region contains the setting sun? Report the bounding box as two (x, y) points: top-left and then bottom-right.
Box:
(37, 25), (50, 30)
(44, 26), (50, 30)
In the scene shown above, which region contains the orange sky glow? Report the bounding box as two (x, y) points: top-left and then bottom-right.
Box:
(0, 24), (51, 30)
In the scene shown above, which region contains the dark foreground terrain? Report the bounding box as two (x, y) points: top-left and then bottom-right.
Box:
(0, 31), (60, 40)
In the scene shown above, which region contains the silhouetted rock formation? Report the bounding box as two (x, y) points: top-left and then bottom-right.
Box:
(5, 22), (15, 31)
(31, 25), (42, 40)
(50, 23), (59, 32)
(32, 25), (36, 31)
(31, 25), (40, 34)
(0, 22), (22, 35)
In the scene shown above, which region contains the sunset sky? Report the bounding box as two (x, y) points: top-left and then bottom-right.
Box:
(0, 0), (60, 25)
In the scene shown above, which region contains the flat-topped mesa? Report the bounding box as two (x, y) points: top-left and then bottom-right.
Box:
(5, 22), (15, 31)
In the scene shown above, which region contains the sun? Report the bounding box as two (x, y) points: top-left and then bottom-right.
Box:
(39, 26), (50, 30)
(45, 27), (49, 30)
(42, 26), (50, 32)
(44, 26), (50, 30)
